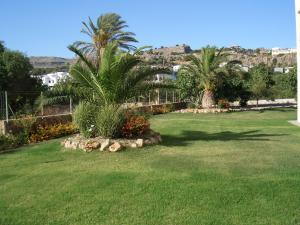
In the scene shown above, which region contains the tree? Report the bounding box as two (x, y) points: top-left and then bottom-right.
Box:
(179, 46), (227, 108)
(176, 69), (202, 107)
(69, 42), (168, 104)
(215, 61), (251, 106)
(45, 42), (169, 137)
(249, 63), (274, 106)
(0, 41), (5, 53)
(73, 13), (138, 61)
(0, 46), (44, 112)
(271, 67), (297, 98)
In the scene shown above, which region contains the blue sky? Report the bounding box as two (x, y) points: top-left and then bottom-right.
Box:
(0, 0), (296, 58)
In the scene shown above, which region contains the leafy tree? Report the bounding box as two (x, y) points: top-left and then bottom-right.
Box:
(73, 13), (137, 61)
(271, 67), (297, 98)
(215, 61), (251, 106)
(179, 46), (228, 108)
(176, 69), (202, 107)
(249, 63), (274, 106)
(0, 45), (44, 112)
(0, 41), (5, 53)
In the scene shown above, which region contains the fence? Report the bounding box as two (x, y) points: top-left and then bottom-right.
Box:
(0, 90), (183, 121)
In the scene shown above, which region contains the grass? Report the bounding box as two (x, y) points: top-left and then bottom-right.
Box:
(1, 108), (300, 225)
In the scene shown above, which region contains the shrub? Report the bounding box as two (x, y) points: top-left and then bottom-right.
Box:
(95, 104), (125, 138)
(187, 102), (197, 109)
(217, 99), (230, 109)
(152, 104), (174, 115)
(14, 115), (37, 144)
(121, 115), (150, 138)
(29, 123), (77, 143)
(0, 134), (16, 151)
(73, 101), (98, 138)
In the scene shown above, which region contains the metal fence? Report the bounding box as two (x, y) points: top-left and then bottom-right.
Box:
(0, 90), (182, 121)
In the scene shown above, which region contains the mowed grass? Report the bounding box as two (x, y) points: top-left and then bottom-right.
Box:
(1, 108), (300, 225)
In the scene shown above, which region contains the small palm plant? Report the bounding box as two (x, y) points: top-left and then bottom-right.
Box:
(180, 46), (227, 108)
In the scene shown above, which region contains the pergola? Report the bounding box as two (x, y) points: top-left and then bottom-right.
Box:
(296, 0), (300, 123)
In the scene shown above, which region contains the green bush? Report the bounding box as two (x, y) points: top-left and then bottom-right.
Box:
(73, 102), (98, 138)
(95, 104), (125, 138)
(0, 134), (22, 152)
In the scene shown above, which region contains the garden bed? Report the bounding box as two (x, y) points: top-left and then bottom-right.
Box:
(62, 129), (162, 152)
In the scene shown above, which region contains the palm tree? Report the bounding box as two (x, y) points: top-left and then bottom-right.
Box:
(45, 42), (169, 106)
(73, 13), (138, 60)
(180, 46), (227, 108)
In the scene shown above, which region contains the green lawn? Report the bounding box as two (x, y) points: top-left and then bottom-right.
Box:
(1, 109), (300, 225)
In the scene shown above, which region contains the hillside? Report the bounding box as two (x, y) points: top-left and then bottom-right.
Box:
(29, 46), (297, 71)
(29, 56), (74, 68)
(141, 45), (297, 68)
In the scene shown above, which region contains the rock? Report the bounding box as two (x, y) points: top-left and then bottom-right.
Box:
(130, 143), (138, 148)
(136, 139), (144, 148)
(144, 139), (152, 145)
(100, 139), (110, 151)
(109, 142), (123, 152)
(64, 140), (78, 149)
(84, 140), (101, 151)
(156, 134), (162, 143)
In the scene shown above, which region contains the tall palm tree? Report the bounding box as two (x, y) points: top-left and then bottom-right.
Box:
(180, 46), (227, 108)
(73, 13), (138, 60)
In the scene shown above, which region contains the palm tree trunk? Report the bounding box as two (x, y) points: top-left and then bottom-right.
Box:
(202, 90), (215, 109)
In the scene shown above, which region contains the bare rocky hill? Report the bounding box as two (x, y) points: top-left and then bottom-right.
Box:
(141, 45), (297, 68)
(30, 45), (296, 70)
(29, 56), (74, 68)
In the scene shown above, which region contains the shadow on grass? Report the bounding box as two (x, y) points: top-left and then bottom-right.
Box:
(161, 130), (287, 147)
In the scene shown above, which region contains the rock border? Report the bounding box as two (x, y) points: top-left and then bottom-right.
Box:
(62, 129), (162, 153)
(175, 108), (230, 114)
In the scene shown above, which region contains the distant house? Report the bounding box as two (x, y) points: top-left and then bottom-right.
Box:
(271, 47), (297, 56)
(274, 67), (284, 73)
(154, 65), (181, 82)
(39, 72), (69, 87)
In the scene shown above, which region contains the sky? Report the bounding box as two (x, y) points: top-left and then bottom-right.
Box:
(0, 0), (297, 58)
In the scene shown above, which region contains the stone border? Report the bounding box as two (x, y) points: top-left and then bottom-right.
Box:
(175, 108), (230, 114)
(62, 130), (162, 153)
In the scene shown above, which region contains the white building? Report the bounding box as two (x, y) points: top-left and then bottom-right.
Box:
(39, 72), (69, 87)
(274, 67), (284, 73)
(271, 47), (297, 56)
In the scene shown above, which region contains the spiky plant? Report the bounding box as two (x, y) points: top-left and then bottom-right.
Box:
(68, 42), (169, 106)
(73, 13), (137, 61)
(180, 46), (227, 108)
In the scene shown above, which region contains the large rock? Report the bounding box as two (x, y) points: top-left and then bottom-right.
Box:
(136, 139), (144, 148)
(84, 140), (101, 152)
(109, 142), (123, 152)
(100, 139), (110, 151)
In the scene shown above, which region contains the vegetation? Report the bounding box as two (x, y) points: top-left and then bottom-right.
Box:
(177, 47), (250, 108)
(271, 67), (297, 99)
(73, 13), (137, 61)
(30, 66), (70, 75)
(249, 63), (275, 106)
(1, 109), (300, 225)
(0, 41), (45, 113)
(179, 46), (228, 108)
